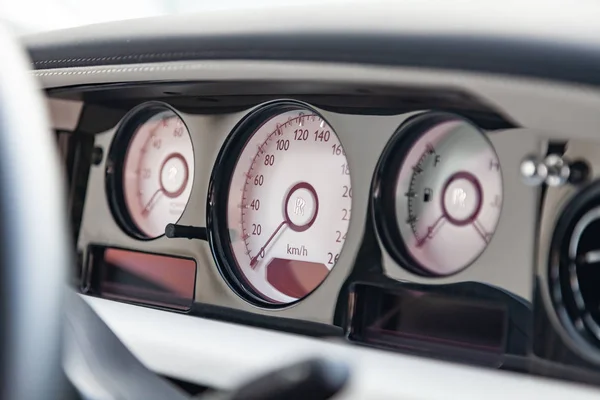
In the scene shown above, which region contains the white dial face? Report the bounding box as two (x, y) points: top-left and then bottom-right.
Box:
(395, 119), (502, 275)
(227, 108), (351, 304)
(122, 110), (194, 238)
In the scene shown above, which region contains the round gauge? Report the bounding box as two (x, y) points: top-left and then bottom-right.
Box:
(106, 103), (194, 240)
(208, 101), (351, 306)
(374, 113), (502, 276)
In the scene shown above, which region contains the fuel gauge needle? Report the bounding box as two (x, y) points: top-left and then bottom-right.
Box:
(416, 215), (446, 247)
(249, 221), (288, 269)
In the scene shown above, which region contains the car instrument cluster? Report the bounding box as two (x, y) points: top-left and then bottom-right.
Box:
(64, 91), (600, 388)
(97, 101), (509, 309)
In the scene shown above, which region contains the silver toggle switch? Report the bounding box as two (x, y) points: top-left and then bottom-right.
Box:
(520, 154), (579, 187)
(540, 154), (571, 187)
(520, 155), (546, 186)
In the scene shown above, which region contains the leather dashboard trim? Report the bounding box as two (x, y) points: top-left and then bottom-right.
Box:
(26, 34), (600, 86)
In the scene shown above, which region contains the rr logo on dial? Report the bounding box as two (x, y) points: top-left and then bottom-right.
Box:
(294, 197), (306, 216)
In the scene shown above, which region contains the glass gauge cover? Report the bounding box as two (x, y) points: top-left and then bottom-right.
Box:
(374, 113), (503, 276)
(106, 103), (194, 240)
(208, 102), (352, 306)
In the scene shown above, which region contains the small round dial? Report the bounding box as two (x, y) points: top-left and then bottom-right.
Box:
(375, 113), (502, 276)
(208, 102), (352, 306)
(107, 104), (194, 239)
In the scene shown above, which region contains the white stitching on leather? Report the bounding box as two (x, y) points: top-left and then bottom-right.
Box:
(30, 62), (211, 77)
(33, 52), (205, 67)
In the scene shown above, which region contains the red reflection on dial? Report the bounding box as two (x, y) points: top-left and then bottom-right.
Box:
(266, 258), (329, 298)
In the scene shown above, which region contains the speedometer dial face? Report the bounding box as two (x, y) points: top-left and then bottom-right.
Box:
(374, 113), (502, 276)
(107, 104), (194, 240)
(212, 103), (352, 305)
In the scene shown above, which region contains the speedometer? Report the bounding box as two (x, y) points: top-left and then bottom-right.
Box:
(208, 102), (352, 306)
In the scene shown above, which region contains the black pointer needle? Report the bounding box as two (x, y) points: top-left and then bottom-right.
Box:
(250, 220), (288, 269)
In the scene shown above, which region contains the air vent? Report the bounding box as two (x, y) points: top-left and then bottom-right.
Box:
(549, 182), (600, 361)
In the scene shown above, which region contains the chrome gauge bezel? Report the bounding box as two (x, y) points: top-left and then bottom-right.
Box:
(372, 113), (434, 276)
(207, 100), (346, 308)
(372, 112), (502, 277)
(105, 101), (193, 240)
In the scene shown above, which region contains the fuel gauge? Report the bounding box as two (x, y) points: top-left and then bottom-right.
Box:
(374, 113), (502, 276)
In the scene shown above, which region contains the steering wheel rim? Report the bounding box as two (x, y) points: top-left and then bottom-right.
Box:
(0, 26), (69, 399)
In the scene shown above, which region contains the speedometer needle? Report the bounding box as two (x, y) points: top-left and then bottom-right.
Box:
(250, 221), (288, 269)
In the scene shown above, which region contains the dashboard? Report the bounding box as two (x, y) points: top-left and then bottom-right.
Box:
(52, 72), (592, 384)
(63, 81), (548, 370)
(26, 3), (600, 395)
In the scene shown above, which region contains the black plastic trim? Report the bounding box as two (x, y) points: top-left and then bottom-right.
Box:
(547, 180), (600, 364)
(59, 129), (95, 246)
(532, 280), (600, 378)
(47, 81), (516, 134)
